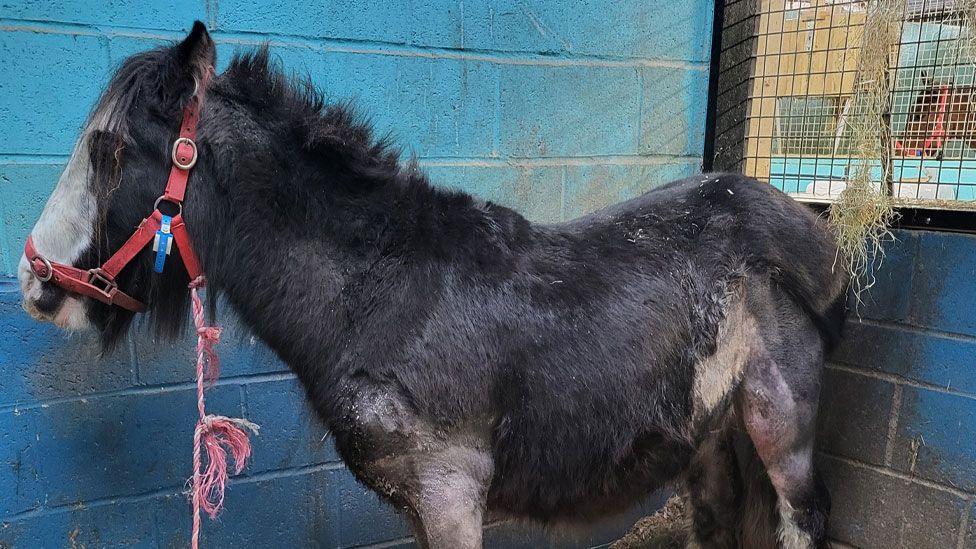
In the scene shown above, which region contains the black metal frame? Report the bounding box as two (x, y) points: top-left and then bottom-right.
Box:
(702, 0), (727, 172)
(704, 0), (761, 174)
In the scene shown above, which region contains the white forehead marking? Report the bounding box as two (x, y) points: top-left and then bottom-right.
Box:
(29, 136), (96, 264)
(28, 95), (122, 265)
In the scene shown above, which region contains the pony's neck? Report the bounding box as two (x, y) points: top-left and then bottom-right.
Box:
(185, 70), (528, 396)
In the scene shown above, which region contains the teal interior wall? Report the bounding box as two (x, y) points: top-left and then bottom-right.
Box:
(0, 2), (712, 547)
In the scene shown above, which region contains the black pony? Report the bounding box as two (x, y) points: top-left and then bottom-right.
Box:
(20, 23), (847, 548)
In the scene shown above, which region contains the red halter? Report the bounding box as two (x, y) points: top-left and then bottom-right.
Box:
(25, 78), (209, 312)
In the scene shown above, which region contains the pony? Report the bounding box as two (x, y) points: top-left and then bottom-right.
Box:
(19, 23), (848, 548)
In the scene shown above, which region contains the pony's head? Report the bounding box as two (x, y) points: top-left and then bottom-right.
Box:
(19, 22), (215, 348)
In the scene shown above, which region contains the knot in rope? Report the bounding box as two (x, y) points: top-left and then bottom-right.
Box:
(190, 284), (221, 386)
(187, 281), (259, 549)
(192, 414), (260, 519)
(197, 325), (221, 338)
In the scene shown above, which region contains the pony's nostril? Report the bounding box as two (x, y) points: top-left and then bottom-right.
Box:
(33, 283), (68, 315)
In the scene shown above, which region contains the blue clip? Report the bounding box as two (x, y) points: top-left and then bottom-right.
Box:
(153, 215), (173, 273)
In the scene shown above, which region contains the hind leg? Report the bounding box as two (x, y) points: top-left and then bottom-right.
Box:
(740, 318), (830, 548)
(685, 423), (741, 548)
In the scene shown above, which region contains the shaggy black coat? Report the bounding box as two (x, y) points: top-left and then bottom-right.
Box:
(60, 23), (847, 541)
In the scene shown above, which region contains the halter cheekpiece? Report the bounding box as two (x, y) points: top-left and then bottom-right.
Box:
(25, 73), (210, 309)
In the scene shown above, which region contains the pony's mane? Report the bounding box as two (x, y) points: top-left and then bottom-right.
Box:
(95, 44), (491, 350)
(220, 47), (407, 193)
(89, 48), (174, 211)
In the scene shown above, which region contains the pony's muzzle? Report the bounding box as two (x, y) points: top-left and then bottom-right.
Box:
(32, 284), (68, 316)
(18, 253), (87, 330)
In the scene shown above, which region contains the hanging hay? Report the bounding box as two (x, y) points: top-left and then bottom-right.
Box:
(828, 0), (904, 300)
(831, 0), (976, 299)
(611, 495), (689, 549)
(955, 0), (976, 95)
(961, 0), (976, 62)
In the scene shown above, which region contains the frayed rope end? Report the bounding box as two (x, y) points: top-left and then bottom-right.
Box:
(191, 415), (260, 519)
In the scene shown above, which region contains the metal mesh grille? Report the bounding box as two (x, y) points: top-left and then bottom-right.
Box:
(726, 0), (976, 207)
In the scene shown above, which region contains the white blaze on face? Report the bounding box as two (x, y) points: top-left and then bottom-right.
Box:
(19, 99), (118, 329)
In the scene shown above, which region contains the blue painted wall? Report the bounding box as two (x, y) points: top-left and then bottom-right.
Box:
(0, 1), (711, 547)
(819, 229), (976, 547)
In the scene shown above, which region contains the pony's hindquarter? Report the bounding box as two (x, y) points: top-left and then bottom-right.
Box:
(687, 277), (837, 549)
(740, 283), (832, 549)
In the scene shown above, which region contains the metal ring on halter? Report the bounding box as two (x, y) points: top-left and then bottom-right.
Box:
(32, 256), (53, 282)
(171, 137), (198, 170)
(154, 195), (183, 216)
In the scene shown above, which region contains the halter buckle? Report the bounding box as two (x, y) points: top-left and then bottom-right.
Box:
(171, 137), (198, 170)
(31, 255), (53, 282)
(86, 269), (118, 299)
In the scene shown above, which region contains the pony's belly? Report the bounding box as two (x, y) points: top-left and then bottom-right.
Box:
(485, 433), (693, 522)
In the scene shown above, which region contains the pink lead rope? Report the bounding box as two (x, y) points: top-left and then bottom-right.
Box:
(188, 276), (259, 549)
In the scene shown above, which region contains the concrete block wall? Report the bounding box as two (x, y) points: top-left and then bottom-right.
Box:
(820, 229), (976, 548)
(0, 1), (711, 547)
(0, 1), (713, 276)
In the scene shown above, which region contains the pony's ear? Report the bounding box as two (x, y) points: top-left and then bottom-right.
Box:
(176, 21), (216, 80)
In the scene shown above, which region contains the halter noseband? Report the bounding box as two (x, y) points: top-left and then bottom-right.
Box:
(24, 74), (211, 313)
